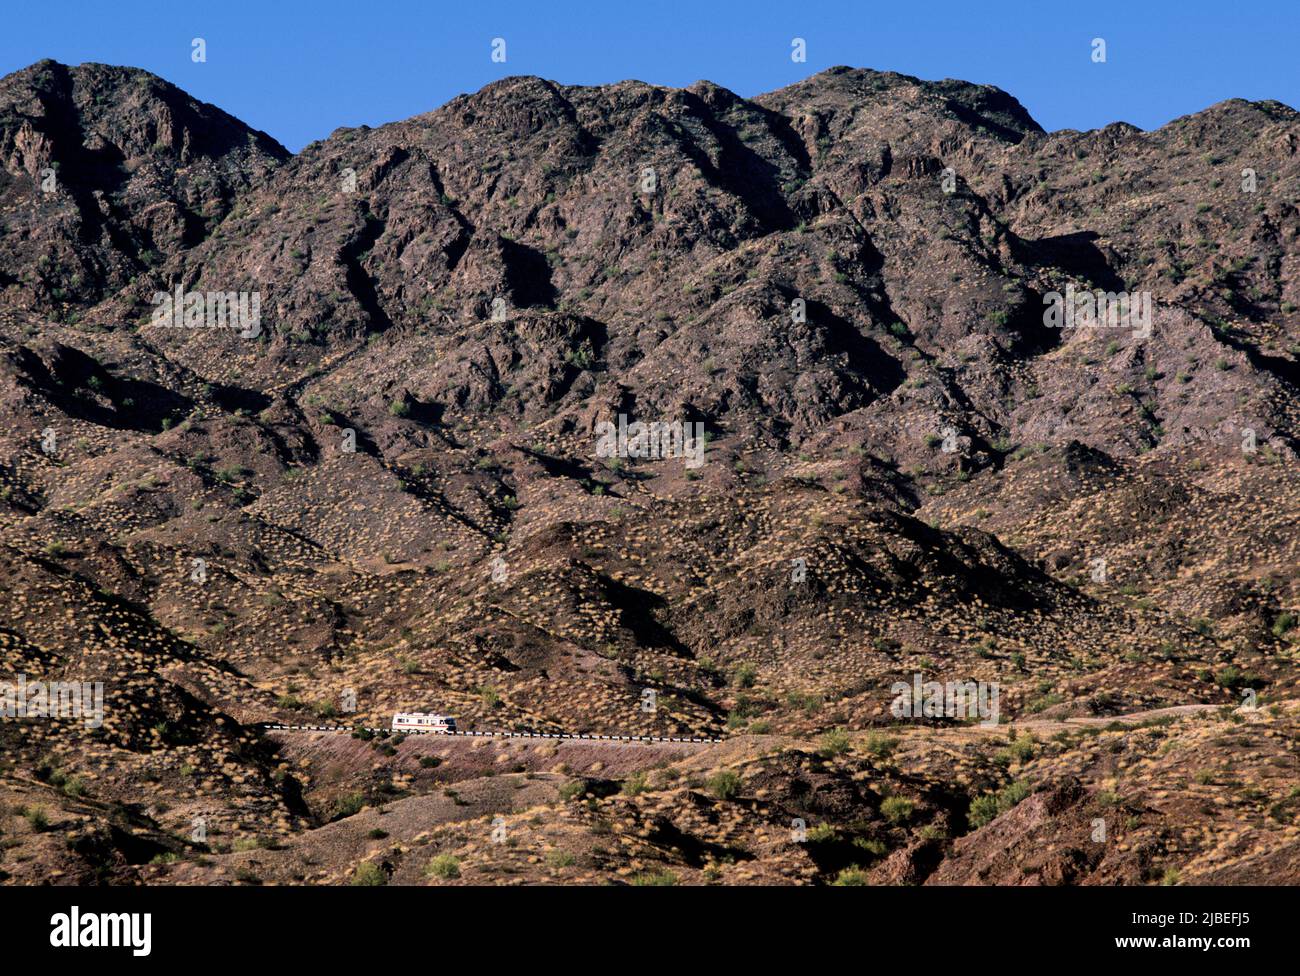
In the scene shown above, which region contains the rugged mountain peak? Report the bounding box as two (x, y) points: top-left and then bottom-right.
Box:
(758, 64), (1044, 144)
(0, 60), (288, 312)
(0, 60), (288, 165)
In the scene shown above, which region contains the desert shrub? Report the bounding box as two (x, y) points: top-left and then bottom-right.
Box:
(880, 796), (914, 824)
(333, 792), (365, 818)
(862, 732), (898, 759)
(558, 780), (586, 801)
(818, 728), (851, 758)
(968, 795), (1000, 829)
(707, 770), (741, 800)
(806, 823), (837, 843)
(1272, 612), (1296, 638)
(853, 837), (888, 857)
(1213, 666), (1258, 690)
(832, 866), (870, 886)
(732, 663), (758, 688)
(968, 779), (1031, 829)
(630, 869), (678, 886)
(1000, 780), (1031, 806)
(1027, 692), (1064, 713)
(994, 733), (1037, 765)
(350, 862), (386, 886)
(427, 855), (461, 879)
(545, 850), (576, 868)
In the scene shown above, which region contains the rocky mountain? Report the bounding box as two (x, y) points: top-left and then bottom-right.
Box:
(0, 60), (1296, 886)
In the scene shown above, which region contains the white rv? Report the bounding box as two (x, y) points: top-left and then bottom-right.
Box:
(391, 712), (457, 733)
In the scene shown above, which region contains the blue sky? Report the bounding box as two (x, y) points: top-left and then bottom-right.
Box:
(2, 0), (1293, 152)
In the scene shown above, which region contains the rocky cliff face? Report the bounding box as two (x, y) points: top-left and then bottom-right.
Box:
(0, 60), (287, 314)
(0, 61), (1296, 886)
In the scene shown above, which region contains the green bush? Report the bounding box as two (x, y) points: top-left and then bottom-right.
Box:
(818, 728), (851, 758)
(1000, 780), (1030, 806)
(427, 854), (461, 879)
(806, 823), (837, 843)
(350, 862), (386, 886)
(880, 796), (914, 824)
(732, 663), (758, 688)
(333, 792), (365, 818)
(707, 770), (741, 800)
(1273, 612), (1296, 638)
(968, 794), (1000, 829)
(853, 837), (888, 857)
(545, 850), (576, 868)
(1214, 666), (1256, 690)
(968, 779), (1031, 829)
(994, 733), (1037, 765)
(862, 732), (898, 759)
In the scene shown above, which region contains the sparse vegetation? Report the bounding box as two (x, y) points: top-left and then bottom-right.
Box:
(350, 862), (386, 886)
(427, 855), (461, 880)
